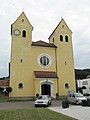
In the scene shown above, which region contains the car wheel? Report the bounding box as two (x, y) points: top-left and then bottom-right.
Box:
(35, 105), (37, 108)
(49, 102), (51, 105)
(46, 102), (49, 107)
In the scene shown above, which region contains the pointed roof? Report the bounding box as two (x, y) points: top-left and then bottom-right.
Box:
(12, 12), (33, 30)
(48, 18), (72, 39)
(31, 40), (57, 48)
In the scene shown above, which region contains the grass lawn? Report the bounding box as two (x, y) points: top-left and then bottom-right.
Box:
(0, 108), (77, 120)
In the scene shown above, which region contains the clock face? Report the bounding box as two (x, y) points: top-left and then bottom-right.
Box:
(13, 29), (20, 36)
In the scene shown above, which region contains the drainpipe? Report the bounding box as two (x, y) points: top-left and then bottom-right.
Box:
(55, 47), (59, 95)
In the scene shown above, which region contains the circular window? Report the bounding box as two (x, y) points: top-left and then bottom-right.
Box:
(38, 54), (52, 67)
(18, 83), (23, 89)
(65, 83), (69, 89)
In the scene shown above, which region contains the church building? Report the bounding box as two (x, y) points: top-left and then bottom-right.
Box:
(9, 12), (76, 99)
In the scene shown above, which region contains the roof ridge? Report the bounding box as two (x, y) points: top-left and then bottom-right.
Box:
(31, 40), (57, 48)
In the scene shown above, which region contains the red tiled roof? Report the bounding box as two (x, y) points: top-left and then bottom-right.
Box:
(31, 40), (57, 48)
(0, 80), (9, 86)
(34, 71), (58, 78)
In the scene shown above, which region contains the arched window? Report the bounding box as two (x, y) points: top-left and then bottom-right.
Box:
(53, 37), (54, 43)
(22, 30), (26, 37)
(65, 35), (68, 42)
(22, 19), (24, 22)
(60, 35), (63, 42)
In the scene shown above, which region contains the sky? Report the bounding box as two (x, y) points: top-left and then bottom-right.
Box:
(0, 0), (90, 77)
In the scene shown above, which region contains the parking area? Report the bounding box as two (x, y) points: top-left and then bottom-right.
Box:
(0, 100), (62, 110)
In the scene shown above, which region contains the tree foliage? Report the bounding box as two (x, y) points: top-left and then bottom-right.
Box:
(6, 87), (12, 93)
(75, 69), (90, 79)
(0, 87), (4, 92)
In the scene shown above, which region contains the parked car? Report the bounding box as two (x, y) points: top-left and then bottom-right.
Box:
(68, 93), (87, 104)
(35, 95), (51, 107)
(83, 93), (90, 98)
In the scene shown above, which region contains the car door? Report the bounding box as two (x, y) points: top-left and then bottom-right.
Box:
(68, 94), (74, 103)
(71, 94), (76, 103)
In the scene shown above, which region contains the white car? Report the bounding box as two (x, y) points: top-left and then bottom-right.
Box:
(35, 95), (51, 107)
(83, 93), (90, 98)
(68, 93), (87, 104)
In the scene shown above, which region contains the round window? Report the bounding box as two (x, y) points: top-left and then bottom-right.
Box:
(65, 83), (69, 89)
(38, 54), (52, 67)
(18, 83), (23, 89)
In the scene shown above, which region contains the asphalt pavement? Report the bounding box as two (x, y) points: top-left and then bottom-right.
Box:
(0, 100), (62, 110)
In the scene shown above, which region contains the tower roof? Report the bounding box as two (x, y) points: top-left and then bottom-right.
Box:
(48, 18), (72, 39)
(11, 12), (33, 30)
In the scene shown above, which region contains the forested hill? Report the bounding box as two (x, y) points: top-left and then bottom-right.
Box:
(75, 69), (90, 79)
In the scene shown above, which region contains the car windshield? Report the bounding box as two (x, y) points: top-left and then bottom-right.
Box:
(75, 93), (83, 97)
(38, 96), (48, 100)
(84, 93), (90, 96)
(38, 96), (42, 99)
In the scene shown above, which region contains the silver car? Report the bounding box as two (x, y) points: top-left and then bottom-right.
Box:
(68, 93), (87, 104)
(35, 95), (51, 107)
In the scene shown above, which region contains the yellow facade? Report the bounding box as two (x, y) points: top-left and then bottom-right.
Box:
(10, 12), (76, 99)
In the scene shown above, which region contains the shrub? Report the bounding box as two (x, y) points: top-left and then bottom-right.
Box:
(6, 87), (12, 93)
(0, 87), (4, 93)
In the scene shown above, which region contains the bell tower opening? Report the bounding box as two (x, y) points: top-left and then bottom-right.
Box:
(22, 30), (26, 37)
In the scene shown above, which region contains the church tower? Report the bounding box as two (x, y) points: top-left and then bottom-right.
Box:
(10, 12), (33, 98)
(49, 19), (76, 96)
(11, 12), (33, 45)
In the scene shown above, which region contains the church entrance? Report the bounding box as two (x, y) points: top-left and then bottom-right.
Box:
(41, 84), (51, 96)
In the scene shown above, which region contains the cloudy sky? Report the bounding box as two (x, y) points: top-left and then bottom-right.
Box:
(0, 0), (90, 77)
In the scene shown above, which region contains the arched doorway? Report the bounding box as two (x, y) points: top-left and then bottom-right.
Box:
(41, 84), (51, 96)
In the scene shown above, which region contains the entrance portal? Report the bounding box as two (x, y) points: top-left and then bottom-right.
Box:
(41, 84), (51, 96)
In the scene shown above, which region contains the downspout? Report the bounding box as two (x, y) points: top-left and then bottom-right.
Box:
(55, 47), (59, 95)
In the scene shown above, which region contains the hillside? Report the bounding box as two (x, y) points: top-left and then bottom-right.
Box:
(75, 69), (90, 79)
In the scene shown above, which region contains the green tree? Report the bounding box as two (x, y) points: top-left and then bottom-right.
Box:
(6, 87), (12, 94)
(0, 87), (4, 93)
